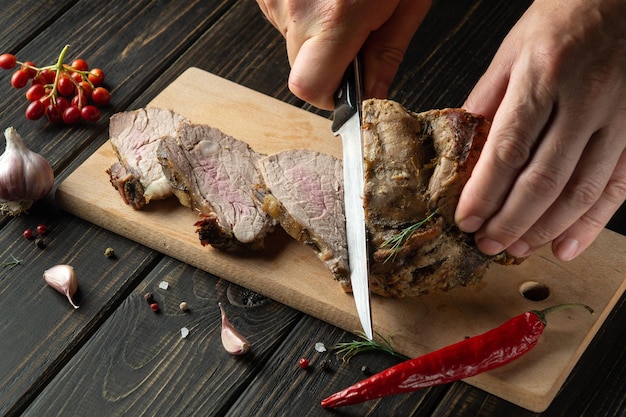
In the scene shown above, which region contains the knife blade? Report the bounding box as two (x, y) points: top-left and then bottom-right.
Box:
(332, 58), (373, 340)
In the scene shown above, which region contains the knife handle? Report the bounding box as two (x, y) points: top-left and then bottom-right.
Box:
(332, 57), (363, 133)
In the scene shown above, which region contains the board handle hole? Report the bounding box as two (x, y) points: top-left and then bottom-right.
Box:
(519, 281), (550, 301)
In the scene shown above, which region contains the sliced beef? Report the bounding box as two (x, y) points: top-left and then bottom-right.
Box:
(157, 123), (275, 251)
(258, 149), (349, 289)
(106, 108), (189, 209)
(362, 99), (520, 298)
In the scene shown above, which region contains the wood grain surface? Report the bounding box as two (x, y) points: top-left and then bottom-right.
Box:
(56, 68), (626, 412)
(2, 0), (624, 416)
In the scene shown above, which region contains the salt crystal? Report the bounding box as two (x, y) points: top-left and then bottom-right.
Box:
(315, 342), (327, 353)
(158, 281), (169, 290)
(180, 327), (189, 339)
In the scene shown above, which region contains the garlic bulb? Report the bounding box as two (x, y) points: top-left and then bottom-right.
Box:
(0, 127), (54, 216)
(43, 264), (79, 309)
(219, 302), (250, 355)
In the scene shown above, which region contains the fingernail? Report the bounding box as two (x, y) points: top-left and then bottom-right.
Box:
(457, 215), (485, 233)
(507, 239), (531, 258)
(476, 238), (505, 255)
(556, 237), (579, 261)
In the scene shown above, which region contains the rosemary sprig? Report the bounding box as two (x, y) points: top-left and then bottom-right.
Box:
(332, 331), (409, 363)
(380, 209), (438, 263)
(1, 254), (22, 269)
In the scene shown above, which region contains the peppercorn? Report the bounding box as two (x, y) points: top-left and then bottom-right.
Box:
(104, 247), (115, 258)
(320, 359), (332, 371)
(298, 358), (310, 370)
(361, 365), (371, 376)
(150, 302), (160, 313)
(34, 237), (45, 249)
(144, 292), (154, 303)
(179, 301), (189, 312)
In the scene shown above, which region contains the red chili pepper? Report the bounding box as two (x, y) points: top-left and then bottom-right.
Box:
(321, 303), (593, 408)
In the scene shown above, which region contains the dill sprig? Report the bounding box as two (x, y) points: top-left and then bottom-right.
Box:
(380, 210), (438, 263)
(332, 331), (409, 363)
(1, 254), (22, 269)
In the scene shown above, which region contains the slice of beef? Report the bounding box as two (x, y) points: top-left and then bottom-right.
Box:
(362, 99), (520, 298)
(157, 123), (275, 251)
(258, 150), (349, 289)
(106, 108), (189, 209)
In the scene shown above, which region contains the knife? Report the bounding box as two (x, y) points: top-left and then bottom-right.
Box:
(332, 57), (373, 340)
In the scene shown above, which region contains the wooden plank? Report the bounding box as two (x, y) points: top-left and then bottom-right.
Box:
(56, 68), (626, 412)
(20, 259), (301, 416)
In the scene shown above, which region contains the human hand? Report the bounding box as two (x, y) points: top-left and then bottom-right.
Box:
(455, 0), (626, 261)
(256, 0), (431, 110)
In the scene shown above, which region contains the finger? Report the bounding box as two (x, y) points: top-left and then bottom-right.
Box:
(506, 126), (622, 258)
(552, 148), (626, 261)
(256, 0), (287, 35)
(361, 0), (432, 100)
(455, 55), (555, 237)
(463, 50), (514, 122)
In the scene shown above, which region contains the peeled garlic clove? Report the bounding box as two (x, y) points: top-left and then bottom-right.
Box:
(0, 127), (54, 216)
(219, 302), (250, 355)
(43, 264), (79, 309)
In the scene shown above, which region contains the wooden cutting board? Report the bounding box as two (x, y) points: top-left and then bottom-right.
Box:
(56, 67), (626, 412)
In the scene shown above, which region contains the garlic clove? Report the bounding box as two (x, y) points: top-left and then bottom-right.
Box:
(0, 127), (54, 216)
(43, 264), (79, 309)
(219, 302), (250, 355)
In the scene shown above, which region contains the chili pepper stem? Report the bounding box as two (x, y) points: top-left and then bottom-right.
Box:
(532, 303), (594, 326)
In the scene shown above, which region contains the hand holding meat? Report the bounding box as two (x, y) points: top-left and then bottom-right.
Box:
(455, 0), (626, 262)
(255, 0), (431, 110)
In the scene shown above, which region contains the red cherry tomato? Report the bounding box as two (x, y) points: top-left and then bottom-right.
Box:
(11, 70), (30, 88)
(88, 68), (104, 86)
(70, 58), (89, 71)
(25, 84), (46, 101)
(80, 105), (101, 123)
(46, 104), (62, 123)
(91, 87), (110, 106)
(20, 61), (37, 78)
(25, 100), (45, 120)
(62, 106), (81, 125)
(0, 53), (17, 69)
(57, 75), (75, 96)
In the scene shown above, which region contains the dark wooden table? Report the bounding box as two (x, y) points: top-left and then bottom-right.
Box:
(1, 1), (624, 416)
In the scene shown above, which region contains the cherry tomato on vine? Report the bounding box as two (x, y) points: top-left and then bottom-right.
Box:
(78, 80), (91, 97)
(0, 53), (16, 69)
(91, 87), (110, 106)
(46, 104), (63, 123)
(54, 96), (70, 112)
(36, 69), (56, 85)
(57, 75), (75, 96)
(88, 68), (104, 86)
(80, 105), (101, 123)
(11, 70), (30, 88)
(20, 61), (37, 78)
(26, 84), (46, 101)
(62, 106), (81, 124)
(70, 58), (89, 71)
(25, 100), (45, 120)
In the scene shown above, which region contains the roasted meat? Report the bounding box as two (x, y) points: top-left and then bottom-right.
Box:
(106, 108), (189, 209)
(362, 99), (519, 298)
(156, 123), (275, 250)
(258, 149), (349, 288)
